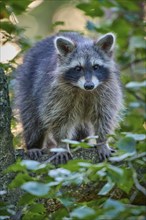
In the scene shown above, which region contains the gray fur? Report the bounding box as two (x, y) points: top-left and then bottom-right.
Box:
(15, 32), (124, 161)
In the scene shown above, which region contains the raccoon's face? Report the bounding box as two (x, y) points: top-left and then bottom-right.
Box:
(54, 33), (115, 91)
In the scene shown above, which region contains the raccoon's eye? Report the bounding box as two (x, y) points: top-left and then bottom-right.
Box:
(93, 64), (100, 70)
(75, 66), (82, 72)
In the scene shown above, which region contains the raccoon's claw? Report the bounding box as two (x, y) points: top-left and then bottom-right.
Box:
(96, 144), (116, 161)
(27, 149), (43, 160)
(52, 151), (73, 165)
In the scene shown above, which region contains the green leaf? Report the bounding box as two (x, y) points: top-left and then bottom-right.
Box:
(117, 0), (139, 11)
(126, 81), (146, 89)
(98, 181), (115, 195)
(61, 159), (84, 172)
(51, 207), (68, 219)
(108, 165), (124, 176)
(118, 169), (133, 193)
(52, 21), (65, 27)
(6, 159), (26, 173)
(111, 19), (131, 37)
(122, 132), (146, 141)
(7, 0), (33, 15)
(78, 162), (92, 168)
(22, 212), (46, 220)
(62, 139), (92, 148)
(109, 152), (135, 162)
(117, 137), (136, 153)
(76, 3), (104, 17)
(104, 199), (125, 217)
(9, 173), (32, 188)
(129, 102), (140, 108)
(0, 21), (17, 34)
(21, 182), (50, 196)
(70, 206), (95, 218)
(28, 204), (45, 213)
(19, 193), (36, 205)
(21, 160), (41, 170)
(50, 147), (67, 153)
(49, 168), (71, 178)
(129, 36), (146, 51)
(107, 165), (124, 184)
(82, 135), (99, 141)
(62, 139), (80, 145)
(59, 197), (75, 207)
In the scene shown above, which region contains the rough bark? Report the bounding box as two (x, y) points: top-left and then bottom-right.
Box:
(0, 68), (16, 199)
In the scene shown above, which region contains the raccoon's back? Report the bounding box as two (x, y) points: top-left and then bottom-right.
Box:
(17, 37), (56, 87)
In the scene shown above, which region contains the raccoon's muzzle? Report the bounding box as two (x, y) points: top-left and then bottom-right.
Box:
(84, 82), (94, 90)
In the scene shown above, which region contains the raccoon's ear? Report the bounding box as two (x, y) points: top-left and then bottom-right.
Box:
(54, 36), (75, 56)
(95, 33), (115, 56)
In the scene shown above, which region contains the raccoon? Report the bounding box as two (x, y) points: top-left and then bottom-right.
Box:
(16, 32), (124, 163)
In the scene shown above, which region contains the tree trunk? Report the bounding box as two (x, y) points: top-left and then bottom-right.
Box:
(0, 68), (15, 190)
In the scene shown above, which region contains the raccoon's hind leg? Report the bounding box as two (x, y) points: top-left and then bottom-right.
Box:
(26, 130), (60, 160)
(24, 129), (45, 160)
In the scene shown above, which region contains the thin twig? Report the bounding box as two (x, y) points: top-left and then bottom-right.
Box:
(128, 152), (146, 161)
(126, 89), (145, 102)
(121, 58), (146, 70)
(128, 162), (146, 196)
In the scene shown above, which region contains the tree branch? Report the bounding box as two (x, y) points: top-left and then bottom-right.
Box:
(121, 58), (146, 70)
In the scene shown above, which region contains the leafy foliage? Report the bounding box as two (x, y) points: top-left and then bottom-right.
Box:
(0, 0), (146, 219)
(2, 150), (146, 219)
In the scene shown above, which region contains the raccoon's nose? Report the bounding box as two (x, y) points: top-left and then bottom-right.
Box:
(84, 82), (94, 90)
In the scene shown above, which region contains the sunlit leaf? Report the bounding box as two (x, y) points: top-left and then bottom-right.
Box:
(98, 182), (115, 195)
(62, 139), (91, 148)
(126, 81), (146, 89)
(108, 165), (124, 176)
(104, 199), (125, 217)
(50, 148), (67, 153)
(122, 132), (146, 141)
(59, 197), (75, 207)
(21, 160), (41, 170)
(70, 206), (95, 218)
(109, 152), (135, 162)
(21, 182), (50, 196)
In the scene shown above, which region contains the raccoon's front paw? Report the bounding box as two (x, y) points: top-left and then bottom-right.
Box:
(52, 151), (73, 165)
(96, 144), (116, 161)
(27, 149), (43, 160)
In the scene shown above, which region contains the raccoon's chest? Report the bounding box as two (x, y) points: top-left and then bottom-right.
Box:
(49, 90), (98, 128)
(69, 92), (98, 122)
